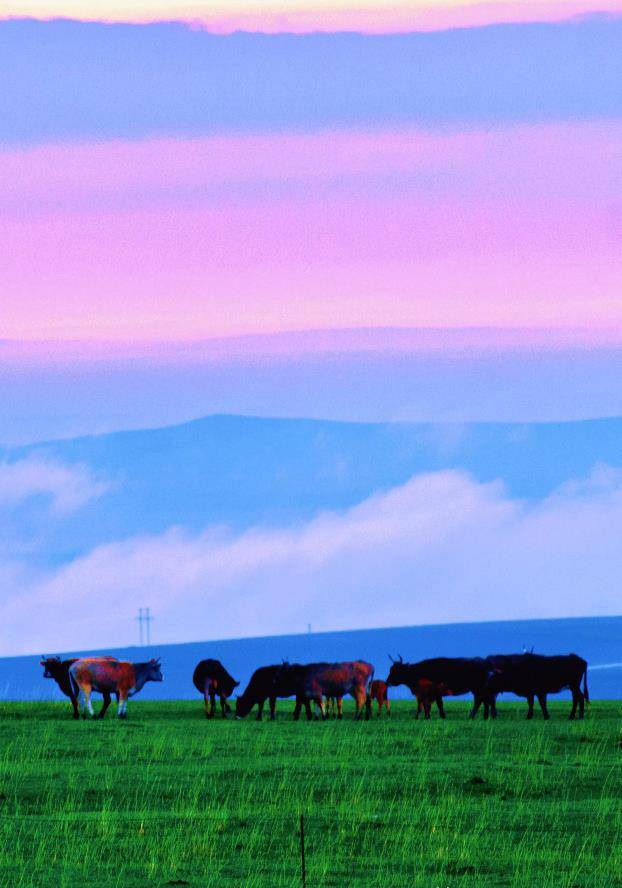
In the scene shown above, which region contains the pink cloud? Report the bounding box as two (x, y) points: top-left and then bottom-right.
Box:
(5, 1), (622, 33)
(0, 123), (620, 339)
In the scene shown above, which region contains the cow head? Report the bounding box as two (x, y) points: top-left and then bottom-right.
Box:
(235, 694), (252, 719)
(222, 677), (240, 698)
(40, 656), (62, 679)
(386, 654), (408, 687)
(146, 658), (163, 683)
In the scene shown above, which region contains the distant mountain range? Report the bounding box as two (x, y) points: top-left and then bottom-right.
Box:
(4, 413), (622, 563)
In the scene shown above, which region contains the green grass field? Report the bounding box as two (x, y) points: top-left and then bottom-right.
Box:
(0, 700), (620, 887)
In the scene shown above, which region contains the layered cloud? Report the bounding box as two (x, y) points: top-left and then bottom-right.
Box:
(1, 121), (620, 340)
(2, 18), (622, 146)
(2, 466), (622, 656)
(0, 456), (109, 516)
(2, 3), (622, 34)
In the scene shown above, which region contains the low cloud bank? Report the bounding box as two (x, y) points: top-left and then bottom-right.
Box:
(1, 467), (621, 656)
(0, 456), (109, 516)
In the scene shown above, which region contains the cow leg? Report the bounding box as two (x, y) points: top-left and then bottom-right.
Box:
(353, 690), (366, 721)
(436, 696), (446, 719)
(117, 692), (128, 719)
(293, 698), (301, 721)
(526, 694), (535, 719)
(578, 687), (585, 719)
(337, 697), (343, 720)
(98, 692), (112, 720)
(304, 698), (313, 721)
(315, 695), (327, 720)
(220, 695), (228, 718)
(385, 698), (391, 717)
(79, 685), (94, 719)
(470, 696), (482, 720)
(490, 697), (498, 719)
(415, 699), (421, 719)
(209, 688), (217, 718)
(256, 698), (265, 721)
(424, 699), (431, 720)
(569, 690), (579, 720)
(537, 693), (550, 720)
(70, 693), (80, 720)
(203, 685), (213, 719)
(269, 696), (277, 721)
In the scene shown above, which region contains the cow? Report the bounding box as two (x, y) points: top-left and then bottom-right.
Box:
(69, 657), (163, 719)
(192, 658), (239, 719)
(386, 655), (491, 719)
(235, 664), (314, 721)
(370, 679), (391, 717)
(483, 653), (589, 720)
(40, 656), (119, 719)
(302, 661), (375, 720)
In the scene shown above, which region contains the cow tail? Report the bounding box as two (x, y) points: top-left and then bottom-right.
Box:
(367, 665), (375, 704)
(69, 669), (80, 700)
(583, 665), (589, 704)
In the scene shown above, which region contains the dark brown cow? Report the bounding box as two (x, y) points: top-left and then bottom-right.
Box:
(192, 659), (239, 719)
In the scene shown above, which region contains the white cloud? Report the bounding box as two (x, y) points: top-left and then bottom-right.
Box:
(1, 466), (622, 656)
(0, 456), (109, 516)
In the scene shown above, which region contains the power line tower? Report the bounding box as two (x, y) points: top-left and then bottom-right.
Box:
(136, 607), (153, 646)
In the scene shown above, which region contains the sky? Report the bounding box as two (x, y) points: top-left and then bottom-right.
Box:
(4, 0), (622, 31)
(1, 4), (621, 653)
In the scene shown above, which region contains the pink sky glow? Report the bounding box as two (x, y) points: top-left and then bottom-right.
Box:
(3, 1), (622, 32)
(1, 123), (620, 341)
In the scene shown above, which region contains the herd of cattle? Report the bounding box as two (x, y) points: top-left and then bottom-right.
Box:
(40, 651), (589, 722)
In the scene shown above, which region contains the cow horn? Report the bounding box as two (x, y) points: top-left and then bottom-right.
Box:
(388, 654), (395, 663)
(398, 654), (404, 663)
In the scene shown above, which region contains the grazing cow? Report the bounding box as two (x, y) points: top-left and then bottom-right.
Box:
(235, 664), (314, 721)
(386, 656), (491, 718)
(483, 653), (589, 720)
(302, 661), (375, 720)
(370, 680), (391, 717)
(69, 657), (163, 719)
(192, 659), (239, 719)
(40, 656), (118, 719)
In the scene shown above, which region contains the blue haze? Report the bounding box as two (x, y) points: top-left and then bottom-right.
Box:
(3, 616), (621, 701)
(1, 17), (621, 144)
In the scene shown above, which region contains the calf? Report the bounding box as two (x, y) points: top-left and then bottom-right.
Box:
(192, 658), (239, 719)
(484, 653), (589, 720)
(69, 657), (163, 719)
(41, 656), (118, 719)
(370, 680), (391, 717)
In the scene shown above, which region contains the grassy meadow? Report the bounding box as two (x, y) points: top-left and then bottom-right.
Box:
(0, 699), (620, 887)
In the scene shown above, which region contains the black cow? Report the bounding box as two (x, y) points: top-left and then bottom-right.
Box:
(386, 656), (492, 718)
(484, 653), (589, 720)
(40, 656), (116, 719)
(192, 659), (239, 719)
(235, 664), (314, 721)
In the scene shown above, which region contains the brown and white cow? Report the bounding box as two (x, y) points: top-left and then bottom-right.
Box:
(69, 657), (163, 719)
(41, 655), (119, 719)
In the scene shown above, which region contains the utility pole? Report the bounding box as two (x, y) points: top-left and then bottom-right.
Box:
(136, 607), (153, 646)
